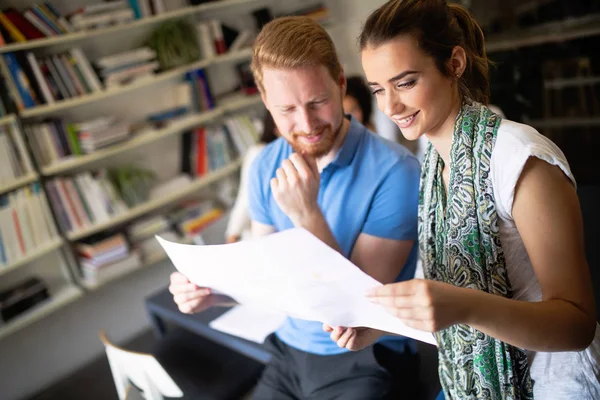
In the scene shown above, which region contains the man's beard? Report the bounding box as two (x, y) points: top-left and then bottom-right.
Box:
(288, 118), (343, 157)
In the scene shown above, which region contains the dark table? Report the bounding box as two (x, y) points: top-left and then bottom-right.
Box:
(145, 287), (272, 364)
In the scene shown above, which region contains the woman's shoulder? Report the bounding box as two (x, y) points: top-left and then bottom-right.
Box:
(491, 119), (575, 219)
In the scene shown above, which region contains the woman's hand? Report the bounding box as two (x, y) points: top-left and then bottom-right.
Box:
(323, 324), (387, 351)
(368, 279), (471, 332)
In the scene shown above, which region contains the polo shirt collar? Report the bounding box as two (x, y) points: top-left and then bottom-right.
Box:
(331, 115), (363, 167)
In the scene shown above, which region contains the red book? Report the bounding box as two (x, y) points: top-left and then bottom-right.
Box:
(11, 208), (26, 256)
(194, 128), (208, 176)
(210, 20), (227, 55)
(4, 8), (45, 40)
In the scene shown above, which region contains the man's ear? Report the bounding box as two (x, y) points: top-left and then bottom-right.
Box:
(338, 68), (347, 98)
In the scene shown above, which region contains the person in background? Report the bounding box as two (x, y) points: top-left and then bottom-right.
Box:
(326, 0), (600, 399)
(225, 112), (279, 243)
(169, 16), (422, 399)
(343, 75), (376, 131)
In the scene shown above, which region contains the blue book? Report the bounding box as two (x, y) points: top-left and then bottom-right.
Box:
(195, 69), (214, 109)
(128, 0), (142, 19)
(2, 53), (35, 108)
(32, 5), (63, 35)
(0, 232), (6, 265)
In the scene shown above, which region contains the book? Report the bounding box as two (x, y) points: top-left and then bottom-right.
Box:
(26, 52), (55, 104)
(3, 8), (45, 40)
(210, 20), (227, 54)
(0, 11), (26, 43)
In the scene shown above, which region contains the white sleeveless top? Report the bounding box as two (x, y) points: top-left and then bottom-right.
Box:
(491, 119), (600, 399)
(415, 119), (600, 398)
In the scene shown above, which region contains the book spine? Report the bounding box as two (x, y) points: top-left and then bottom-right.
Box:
(2, 53), (36, 108)
(26, 52), (55, 104)
(0, 12), (26, 43)
(71, 48), (103, 91)
(23, 10), (57, 37)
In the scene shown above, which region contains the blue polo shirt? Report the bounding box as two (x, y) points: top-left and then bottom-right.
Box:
(248, 116), (420, 355)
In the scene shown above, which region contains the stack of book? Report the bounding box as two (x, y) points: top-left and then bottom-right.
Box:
(0, 48), (102, 109)
(67, 1), (135, 31)
(127, 215), (181, 263)
(96, 47), (159, 88)
(0, 3), (73, 44)
(196, 20), (253, 59)
(76, 116), (130, 153)
(170, 200), (224, 239)
(45, 171), (129, 233)
(0, 184), (59, 267)
(285, 4), (331, 24)
(25, 117), (131, 166)
(0, 125), (27, 185)
(75, 233), (141, 286)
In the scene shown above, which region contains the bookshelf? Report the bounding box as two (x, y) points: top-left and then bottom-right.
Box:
(66, 159), (243, 241)
(39, 93), (261, 175)
(0, 0), (266, 54)
(0, 113), (17, 125)
(0, 0), (282, 340)
(82, 236), (194, 291)
(0, 285), (83, 341)
(19, 48), (253, 119)
(486, 14), (600, 53)
(41, 110), (223, 175)
(0, 237), (64, 278)
(0, 172), (39, 196)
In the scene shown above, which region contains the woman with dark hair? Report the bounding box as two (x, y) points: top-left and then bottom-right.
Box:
(225, 112), (279, 243)
(344, 75), (375, 131)
(326, 1), (600, 398)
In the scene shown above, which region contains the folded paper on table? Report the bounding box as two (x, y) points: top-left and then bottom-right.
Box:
(156, 228), (436, 345)
(209, 305), (287, 343)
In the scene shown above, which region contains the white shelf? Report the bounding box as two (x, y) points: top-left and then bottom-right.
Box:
(486, 14), (600, 53)
(66, 160), (242, 241)
(39, 92), (261, 176)
(41, 110), (223, 175)
(0, 114), (17, 125)
(0, 173), (39, 196)
(526, 117), (600, 128)
(0, 237), (64, 278)
(0, 0), (264, 54)
(20, 48), (253, 119)
(0, 285), (83, 341)
(544, 76), (600, 90)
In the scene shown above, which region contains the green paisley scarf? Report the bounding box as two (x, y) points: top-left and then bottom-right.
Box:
(419, 102), (534, 399)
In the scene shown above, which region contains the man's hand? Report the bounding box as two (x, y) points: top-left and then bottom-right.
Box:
(225, 234), (240, 244)
(323, 324), (387, 351)
(271, 153), (320, 225)
(169, 272), (216, 314)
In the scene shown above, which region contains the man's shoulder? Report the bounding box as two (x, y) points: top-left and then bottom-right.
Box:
(359, 130), (420, 172)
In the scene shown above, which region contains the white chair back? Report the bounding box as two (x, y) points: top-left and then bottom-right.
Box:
(99, 331), (184, 400)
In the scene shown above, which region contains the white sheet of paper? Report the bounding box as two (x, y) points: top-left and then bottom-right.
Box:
(156, 228), (436, 345)
(209, 305), (286, 343)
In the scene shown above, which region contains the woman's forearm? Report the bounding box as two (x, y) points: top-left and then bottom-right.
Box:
(461, 288), (596, 352)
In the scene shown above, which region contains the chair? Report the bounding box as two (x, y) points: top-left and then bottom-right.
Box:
(99, 331), (184, 400)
